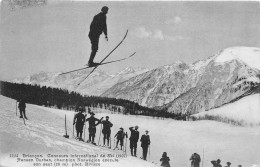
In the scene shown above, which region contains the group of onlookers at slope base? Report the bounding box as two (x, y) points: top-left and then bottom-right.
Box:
(73, 107), (151, 161)
(160, 152), (232, 167)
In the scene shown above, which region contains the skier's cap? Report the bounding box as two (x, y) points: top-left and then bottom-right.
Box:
(106, 116), (109, 118)
(120, 127), (123, 130)
(135, 125), (139, 129)
(227, 162), (231, 165)
(145, 130), (149, 132)
(217, 159), (221, 162)
(90, 112), (95, 115)
(101, 6), (109, 12)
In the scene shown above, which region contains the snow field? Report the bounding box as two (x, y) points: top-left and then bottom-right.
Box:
(194, 94), (260, 126)
(0, 95), (156, 167)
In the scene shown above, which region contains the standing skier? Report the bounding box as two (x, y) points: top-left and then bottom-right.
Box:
(190, 153), (201, 167)
(140, 130), (150, 160)
(101, 116), (113, 147)
(211, 159), (222, 167)
(18, 99), (27, 119)
(129, 125), (139, 157)
(85, 112), (103, 144)
(114, 127), (126, 150)
(73, 107), (86, 141)
(87, 6), (109, 67)
(160, 152), (171, 167)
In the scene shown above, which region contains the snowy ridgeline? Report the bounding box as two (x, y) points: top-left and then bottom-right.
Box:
(0, 95), (260, 167)
(193, 94), (260, 126)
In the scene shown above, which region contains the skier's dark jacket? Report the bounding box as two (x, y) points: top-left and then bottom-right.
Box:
(18, 101), (26, 109)
(89, 12), (107, 36)
(73, 113), (85, 132)
(140, 134), (150, 147)
(160, 155), (171, 167)
(86, 116), (101, 127)
(101, 120), (113, 133)
(115, 131), (125, 140)
(211, 161), (222, 167)
(129, 127), (139, 143)
(73, 113), (85, 126)
(190, 153), (201, 167)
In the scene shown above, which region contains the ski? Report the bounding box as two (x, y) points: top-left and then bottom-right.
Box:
(77, 30), (129, 86)
(59, 52), (135, 76)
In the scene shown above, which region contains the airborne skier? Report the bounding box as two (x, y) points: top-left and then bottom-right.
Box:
(88, 6), (109, 67)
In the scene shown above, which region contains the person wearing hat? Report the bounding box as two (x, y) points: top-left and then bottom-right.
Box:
(18, 99), (27, 119)
(85, 112), (103, 144)
(73, 107), (86, 141)
(189, 153), (201, 167)
(140, 130), (150, 160)
(160, 152), (171, 167)
(224, 162), (231, 167)
(114, 128), (126, 150)
(87, 6), (109, 67)
(101, 116), (113, 147)
(211, 159), (222, 167)
(129, 125), (140, 157)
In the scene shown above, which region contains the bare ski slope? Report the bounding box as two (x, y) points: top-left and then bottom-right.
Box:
(1, 95), (260, 167)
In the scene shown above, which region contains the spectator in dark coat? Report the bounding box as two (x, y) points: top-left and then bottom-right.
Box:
(160, 152), (171, 167)
(18, 99), (27, 119)
(85, 112), (102, 144)
(211, 159), (222, 167)
(73, 108), (86, 141)
(140, 130), (150, 160)
(190, 153), (201, 167)
(129, 125), (139, 156)
(101, 116), (113, 147)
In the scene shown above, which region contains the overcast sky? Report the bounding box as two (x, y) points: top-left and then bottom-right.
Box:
(1, 1), (260, 80)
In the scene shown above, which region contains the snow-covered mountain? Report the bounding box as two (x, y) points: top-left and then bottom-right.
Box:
(102, 47), (260, 115)
(12, 67), (149, 96)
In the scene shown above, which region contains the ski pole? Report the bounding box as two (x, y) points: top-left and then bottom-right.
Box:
(109, 136), (111, 149)
(98, 124), (102, 145)
(63, 115), (69, 138)
(149, 145), (150, 161)
(202, 148), (204, 167)
(16, 101), (17, 116)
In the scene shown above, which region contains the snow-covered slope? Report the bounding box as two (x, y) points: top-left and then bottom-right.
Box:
(103, 47), (260, 116)
(193, 94), (260, 126)
(0, 95), (156, 167)
(1, 95), (260, 167)
(12, 67), (149, 96)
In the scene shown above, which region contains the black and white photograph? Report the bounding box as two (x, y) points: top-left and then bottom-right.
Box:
(0, 0), (260, 167)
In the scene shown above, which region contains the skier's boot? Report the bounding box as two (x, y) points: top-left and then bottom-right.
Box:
(88, 62), (100, 67)
(20, 116), (23, 118)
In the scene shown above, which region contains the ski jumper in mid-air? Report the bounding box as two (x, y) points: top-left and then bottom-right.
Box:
(88, 6), (109, 67)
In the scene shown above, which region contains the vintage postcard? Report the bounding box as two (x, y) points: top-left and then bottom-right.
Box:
(0, 1), (260, 167)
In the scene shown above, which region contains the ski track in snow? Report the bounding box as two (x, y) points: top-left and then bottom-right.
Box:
(1, 95), (260, 167)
